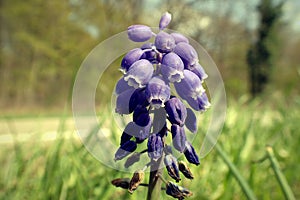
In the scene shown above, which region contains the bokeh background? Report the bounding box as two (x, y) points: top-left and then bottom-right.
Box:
(0, 0), (299, 199)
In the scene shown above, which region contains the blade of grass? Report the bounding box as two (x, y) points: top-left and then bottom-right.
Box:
(265, 145), (296, 200)
(208, 135), (257, 200)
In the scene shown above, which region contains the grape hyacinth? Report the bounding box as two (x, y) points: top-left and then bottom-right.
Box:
(112, 12), (210, 200)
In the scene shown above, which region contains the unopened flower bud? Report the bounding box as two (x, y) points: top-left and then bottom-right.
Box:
(159, 12), (172, 30)
(171, 33), (189, 44)
(115, 88), (135, 115)
(155, 31), (175, 53)
(141, 43), (156, 62)
(123, 121), (151, 142)
(178, 161), (194, 179)
(114, 140), (137, 161)
(174, 70), (205, 100)
(161, 52), (184, 83)
(185, 92), (211, 112)
(171, 124), (186, 153)
(115, 77), (133, 95)
(164, 145), (173, 154)
(111, 178), (130, 189)
(128, 170), (144, 193)
(146, 76), (170, 109)
(166, 181), (193, 199)
(124, 59), (154, 89)
(147, 133), (164, 160)
(185, 108), (197, 133)
(184, 141), (200, 165)
(128, 25), (153, 42)
(164, 154), (181, 182)
(190, 63), (208, 82)
(129, 88), (149, 112)
(133, 106), (150, 126)
(124, 152), (141, 168)
(174, 42), (198, 66)
(120, 129), (133, 145)
(165, 97), (187, 126)
(121, 48), (144, 72)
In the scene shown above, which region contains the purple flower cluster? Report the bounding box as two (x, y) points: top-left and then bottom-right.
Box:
(113, 12), (210, 198)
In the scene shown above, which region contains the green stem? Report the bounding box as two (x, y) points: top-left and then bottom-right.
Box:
(265, 145), (296, 200)
(210, 136), (257, 200)
(147, 155), (164, 200)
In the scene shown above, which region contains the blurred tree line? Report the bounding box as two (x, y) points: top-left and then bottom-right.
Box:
(0, 0), (142, 110)
(1, 0), (299, 112)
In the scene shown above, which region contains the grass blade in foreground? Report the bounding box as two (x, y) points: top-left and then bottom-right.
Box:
(265, 145), (296, 200)
(208, 135), (257, 200)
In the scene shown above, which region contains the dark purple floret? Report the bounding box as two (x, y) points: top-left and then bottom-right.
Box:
(114, 140), (137, 161)
(140, 43), (156, 62)
(147, 133), (164, 160)
(184, 141), (200, 165)
(123, 121), (151, 142)
(121, 48), (144, 72)
(124, 59), (154, 89)
(185, 108), (197, 133)
(165, 97), (187, 126)
(174, 42), (198, 67)
(151, 107), (167, 135)
(164, 154), (181, 182)
(127, 25), (153, 42)
(115, 88), (135, 115)
(133, 106), (150, 126)
(155, 31), (176, 53)
(120, 130), (133, 145)
(129, 88), (149, 112)
(171, 124), (186, 152)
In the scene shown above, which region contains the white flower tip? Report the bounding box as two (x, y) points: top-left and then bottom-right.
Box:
(164, 12), (172, 19)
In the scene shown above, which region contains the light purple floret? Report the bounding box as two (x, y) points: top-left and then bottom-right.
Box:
(174, 70), (205, 100)
(170, 33), (189, 44)
(161, 52), (184, 83)
(155, 31), (176, 53)
(128, 25), (153, 42)
(185, 92), (211, 112)
(121, 48), (144, 72)
(115, 77), (133, 95)
(146, 76), (171, 109)
(174, 42), (198, 67)
(189, 62), (208, 82)
(124, 59), (154, 89)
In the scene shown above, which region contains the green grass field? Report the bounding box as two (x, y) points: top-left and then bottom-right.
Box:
(0, 97), (299, 200)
